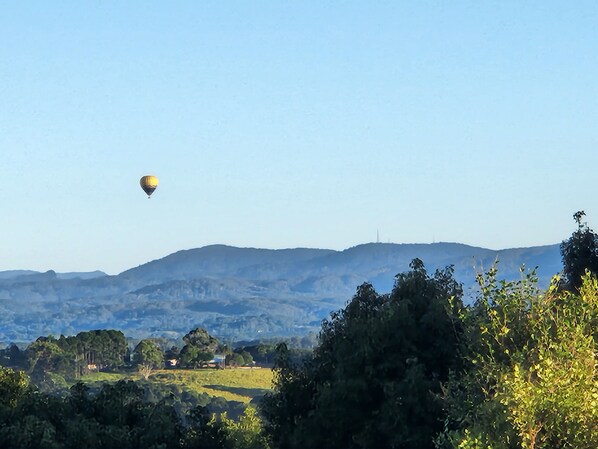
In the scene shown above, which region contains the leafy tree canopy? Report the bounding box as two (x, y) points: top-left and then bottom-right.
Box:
(561, 210), (598, 290)
(262, 259), (464, 449)
(132, 339), (164, 369)
(438, 268), (598, 449)
(183, 328), (223, 353)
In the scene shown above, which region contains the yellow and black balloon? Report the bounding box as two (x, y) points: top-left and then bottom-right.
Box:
(140, 175), (159, 198)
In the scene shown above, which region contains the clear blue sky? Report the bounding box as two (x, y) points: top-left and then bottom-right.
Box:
(1, 1), (597, 274)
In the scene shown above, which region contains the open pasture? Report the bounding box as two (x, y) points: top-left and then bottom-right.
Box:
(81, 368), (274, 403)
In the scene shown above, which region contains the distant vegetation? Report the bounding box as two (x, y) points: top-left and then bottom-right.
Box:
(0, 327), (292, 393)
(0, 371), (269, 449)
(0, 326), (276, 448)
(0, 213), (596, 448)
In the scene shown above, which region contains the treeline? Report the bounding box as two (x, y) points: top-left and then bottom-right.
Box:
(0, 371), (266, 449)
(0, 327), (294, 392)
(1, 330), (127, 391)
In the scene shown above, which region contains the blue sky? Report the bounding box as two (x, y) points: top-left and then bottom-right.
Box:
(1, 1), (597, 274)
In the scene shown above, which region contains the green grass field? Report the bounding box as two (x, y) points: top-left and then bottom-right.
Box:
(81, 368), (274, 403)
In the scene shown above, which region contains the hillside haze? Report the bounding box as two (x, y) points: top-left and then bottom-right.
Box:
(0, 242), (562, 343)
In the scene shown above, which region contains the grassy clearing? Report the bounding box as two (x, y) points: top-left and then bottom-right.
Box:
(153, 368), (274, 402)
(81, 368), (274, 403)
(79, 372), (127, 383)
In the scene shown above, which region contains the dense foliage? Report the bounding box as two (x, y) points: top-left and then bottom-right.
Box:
(0, 372), (267, 449)
(132, 339), (165, 379)
(262, 259), (465, 449)
(10, 330), (128, 391)
(437, 269), (598, 448)
(263, 257), (598, 448)
(561, 210), (598, 290)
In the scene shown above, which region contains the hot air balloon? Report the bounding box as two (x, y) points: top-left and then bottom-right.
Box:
(140, 175), (159, 198)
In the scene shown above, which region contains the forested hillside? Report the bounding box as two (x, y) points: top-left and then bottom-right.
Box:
(0, 242), (561, 343)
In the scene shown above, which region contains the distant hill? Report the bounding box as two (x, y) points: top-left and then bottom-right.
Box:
(0, 270), (39, 280)
(0, 269), (107, 284)
(0, 243), (562, 343)
(119, 245), (335, 283)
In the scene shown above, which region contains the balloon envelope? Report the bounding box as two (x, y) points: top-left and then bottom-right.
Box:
(140, 175), (159, 197)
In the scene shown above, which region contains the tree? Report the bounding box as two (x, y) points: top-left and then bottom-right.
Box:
(262, 259), (464, 449)
(178, 345), (214, 369)
(561, 210), (598, 290)
(181, 406), (228, 449)
(26, 337), (75, 390)
(226, 353), (246, 367)
(438, 268), (598, 449)
(0, 367), (29, 408)
(220, 407), (270, 449)
(240, 350), (253, 366)
(132, 339), (164, 379)
(183, 328), (221, 353)
(179, 328), (221, 369)
(226, 350), (254, 367)
(55, 329), (127, 375)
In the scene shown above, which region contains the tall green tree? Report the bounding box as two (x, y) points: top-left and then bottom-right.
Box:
(55, 329), (127, 374)
(179, 345), (214, 369)
(182, 328), (222, 353)
(561, 210), (598, 290)
(132, 339), (164, 379)
(262, 259), (464, 449)
(179, 328), (222, 368)
(220, 407), (270, 449)
(26, 337), (75, 390)
(0, 367), (29, 408)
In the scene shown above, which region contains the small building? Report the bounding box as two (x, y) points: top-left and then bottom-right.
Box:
(207, 354), (226, 368)
(165, 358), (178, 368)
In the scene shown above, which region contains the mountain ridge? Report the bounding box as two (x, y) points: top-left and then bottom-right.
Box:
(0, 242), (563, 343)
